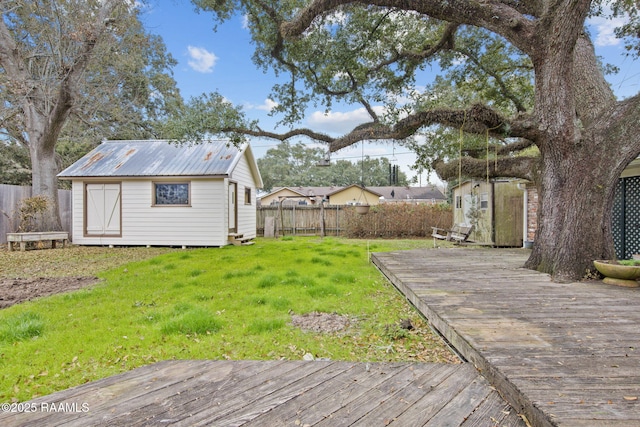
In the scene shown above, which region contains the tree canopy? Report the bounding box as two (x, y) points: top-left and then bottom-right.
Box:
(172, 0), (640, 281)
(258, 141), (408, 191)
(0, 0), (182, 228)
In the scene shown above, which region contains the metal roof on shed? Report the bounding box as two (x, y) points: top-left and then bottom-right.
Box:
(58, 140), (242, 178)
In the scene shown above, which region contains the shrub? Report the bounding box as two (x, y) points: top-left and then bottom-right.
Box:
(341, 203), (452, 238)
(3, 195), (52, 233)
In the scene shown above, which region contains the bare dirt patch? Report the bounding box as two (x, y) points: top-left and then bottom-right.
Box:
(291, 311), (352, 333)
(0, 245), (174, 309)
(0, 277), (100, 309)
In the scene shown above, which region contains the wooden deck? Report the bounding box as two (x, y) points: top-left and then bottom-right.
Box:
(372, 248), (640, 427)
(0, 359), (525, 426)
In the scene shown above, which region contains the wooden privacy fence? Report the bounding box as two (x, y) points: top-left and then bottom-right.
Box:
(0, 184), (72, 244)
(257, 203), (452, 238)
(257, 205), (344, 236)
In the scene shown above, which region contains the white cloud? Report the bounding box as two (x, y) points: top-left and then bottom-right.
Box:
(245, 99), (279, 112)
(307, 106), (386, 134)
(588, 15), (626, 47)
(187, 46), (218, 73)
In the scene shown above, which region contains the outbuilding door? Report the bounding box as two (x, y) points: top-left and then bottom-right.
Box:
(85, 183), (121, 236)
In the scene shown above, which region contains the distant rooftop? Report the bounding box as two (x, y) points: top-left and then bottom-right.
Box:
(261, 185), (446, 201)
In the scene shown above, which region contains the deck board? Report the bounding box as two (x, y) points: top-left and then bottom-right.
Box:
(0, 360), (524, 426)
(371, 248), (640, 427)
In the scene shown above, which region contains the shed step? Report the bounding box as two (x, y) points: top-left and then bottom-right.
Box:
(228, 234), (254, 246)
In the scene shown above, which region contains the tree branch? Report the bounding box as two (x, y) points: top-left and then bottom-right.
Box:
(453, 44), (531, 113)
(43, 0), (121, 151)
(433, 155), (539, 182)
(232, 126), (334, 143)
(221, 103), (517, 153)
(592, 94), (640, 167)
(278, 12), (457, 104)
(281, 0), (536, 54)
(461, 138), (536, 158)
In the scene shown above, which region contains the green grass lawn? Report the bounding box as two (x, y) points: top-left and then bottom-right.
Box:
(0, 237), (457, 402)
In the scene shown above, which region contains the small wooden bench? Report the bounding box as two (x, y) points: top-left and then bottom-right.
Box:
(431, 224), (474, 243)
(7, 232), (69, 252)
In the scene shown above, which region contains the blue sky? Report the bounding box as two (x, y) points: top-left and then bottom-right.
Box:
(141, 1), (639, 185)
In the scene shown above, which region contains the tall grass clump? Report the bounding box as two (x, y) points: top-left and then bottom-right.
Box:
(160, 308), (223, 335)
(0, 312), (44, 343)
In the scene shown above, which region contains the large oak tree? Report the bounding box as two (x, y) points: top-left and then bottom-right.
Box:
(0, 0), (181, 229)
(173, 0), (640, 281)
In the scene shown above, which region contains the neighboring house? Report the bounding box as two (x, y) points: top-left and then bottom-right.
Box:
(452, 179), (525, 247)
(259, 187), (328, 206)
(259, 185), (444, 206)
(57, 140), (263, 247)
(370, 186), (446, 204)
(326, 185), (383, 206)
(259, 185), (381, 206)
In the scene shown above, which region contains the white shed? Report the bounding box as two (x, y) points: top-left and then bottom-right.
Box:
(57, 140), (263, 247)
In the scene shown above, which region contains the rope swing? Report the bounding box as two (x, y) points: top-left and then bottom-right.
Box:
(486, 128), (490, 187)
(458, 111), (466, 190)
(356, 141), (370, 214)
(457, 112), (504, 190)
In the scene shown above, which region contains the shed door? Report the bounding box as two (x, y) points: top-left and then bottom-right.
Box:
(494, 194), (524, 247)
(228, 182), (237, 233)
(86, 183), (121, 236)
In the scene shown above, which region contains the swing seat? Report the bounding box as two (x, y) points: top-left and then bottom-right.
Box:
(432, 224), (474, 243)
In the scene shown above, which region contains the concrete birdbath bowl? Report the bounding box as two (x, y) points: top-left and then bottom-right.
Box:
(593, 260), (640, 288)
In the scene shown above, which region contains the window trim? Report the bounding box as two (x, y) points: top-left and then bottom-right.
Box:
(152, 181), (191, 207)
(455, 195), (462, 209)
(244, 187), (252, 205)
(480, 193), (489, 210)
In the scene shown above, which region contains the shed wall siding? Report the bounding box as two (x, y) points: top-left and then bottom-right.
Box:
(232, 154), (258, 239)
(70, 181), (85, 242)
(71, 178), (228, 246)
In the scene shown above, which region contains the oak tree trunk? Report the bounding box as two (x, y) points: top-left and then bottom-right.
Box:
(526, 149), (619, 281)
(29, 139), (62, 231)
(524, 26), (640, 281)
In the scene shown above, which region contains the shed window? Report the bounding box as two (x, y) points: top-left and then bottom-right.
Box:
(244, 187), (252, 205)
(154, 182), (190, 206)
(480, 193), (489, 210)
(455, 195), (462, 209)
